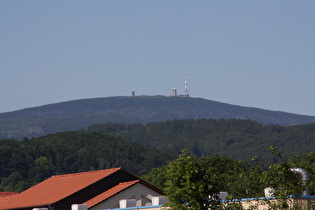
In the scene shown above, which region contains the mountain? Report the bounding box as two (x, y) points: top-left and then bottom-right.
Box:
(1, 96), (315, 139)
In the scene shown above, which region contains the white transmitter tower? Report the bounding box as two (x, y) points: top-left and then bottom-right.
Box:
(184, 76), (189, 97)
(170, 76), (190, 97)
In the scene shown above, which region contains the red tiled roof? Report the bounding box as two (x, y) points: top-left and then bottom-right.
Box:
(84, 180), (140, 208)
(0, 192), (18, 197)
(0, 167), (122, 210)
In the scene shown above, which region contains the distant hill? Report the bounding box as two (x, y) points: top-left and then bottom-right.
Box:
(1, 96), (315, 139)
(87, 119), (315, 163)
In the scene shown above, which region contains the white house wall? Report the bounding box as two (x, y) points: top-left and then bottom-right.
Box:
(88, 183), (163, 210)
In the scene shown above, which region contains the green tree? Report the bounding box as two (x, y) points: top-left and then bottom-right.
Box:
(226, 164), (264, 199)
(263, 162), (304, 198)
(28, 156), (54, 184)
(164, 149), (222, 210)
(262, 146), (306, 209)
(141, 166), (168, 189)
(1, 172), (24, 192)
(289, 152), (315, 195)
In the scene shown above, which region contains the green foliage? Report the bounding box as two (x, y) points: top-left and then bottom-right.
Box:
(147, 147), (315, 209)
(87, 120), (315, 164)
(226, 164), (264, 199)
(288, 152), (315, 195)
(2, 116), (315, 208)
(0, 131), (174, 192)
(263, 162), (304, 199)
(269, 145), (283, 160)
(164, 149), (221, 209)
(263, 146), (305, 200)
(141, 166), (168, 189)
(163, 149), (264, 209)
(1, 171), (24, 192)
(28, 156), (54, 184)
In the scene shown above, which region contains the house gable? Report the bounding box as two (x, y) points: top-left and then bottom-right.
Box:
(87, 181), (164, 210)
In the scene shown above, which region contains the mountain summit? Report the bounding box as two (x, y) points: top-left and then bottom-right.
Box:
(1, 96), (315, 139)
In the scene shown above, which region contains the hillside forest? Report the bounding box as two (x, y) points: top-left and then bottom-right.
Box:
(87, 119), (315, 162)
(1, 119), (315, 201)
(0, 131), (175, 192)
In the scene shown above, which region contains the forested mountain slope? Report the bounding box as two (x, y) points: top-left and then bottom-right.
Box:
(0, 131), (175, 192)
(2, 119), (315, 194)
(1, 96), (315, 139)
(87, 119), (315, 163)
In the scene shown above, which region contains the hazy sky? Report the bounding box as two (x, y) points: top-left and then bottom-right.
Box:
(1, 1), (315, 116)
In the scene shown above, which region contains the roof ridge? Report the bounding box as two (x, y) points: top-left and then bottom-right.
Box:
(51, 167), (122, 178)
(118, 180), (139, 185)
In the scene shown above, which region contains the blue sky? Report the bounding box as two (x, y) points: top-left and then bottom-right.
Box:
(1, 1), (315, 116)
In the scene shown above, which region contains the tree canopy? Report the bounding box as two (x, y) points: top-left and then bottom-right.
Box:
(88, 119), (315, 163)
(144, 148), (314, 209)
(0, 131), (174, 192)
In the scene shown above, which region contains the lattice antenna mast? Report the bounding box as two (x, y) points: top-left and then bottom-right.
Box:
(184, 76), (189, 97)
